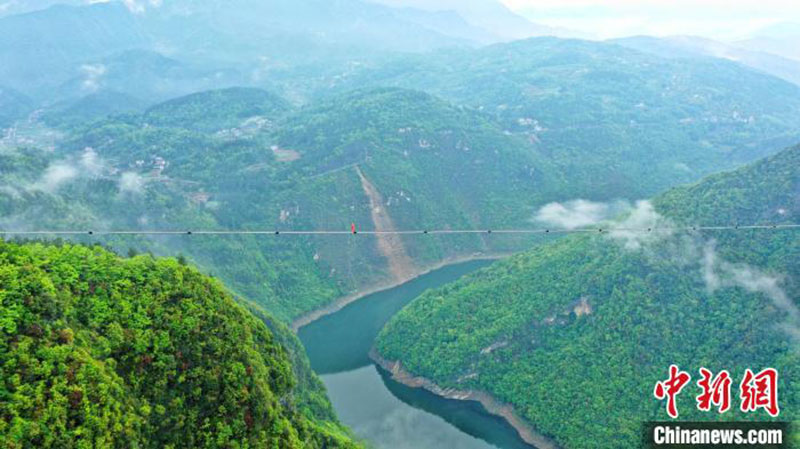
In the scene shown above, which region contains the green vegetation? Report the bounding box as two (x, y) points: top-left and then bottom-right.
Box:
(4, 4), (799, 448)
(1, 87), (562, 321)
(336, 38), (800, 198)
(0, 86), (32, 128)
(41, 91), (147, 128)
(4, 69), (800, 324)
(143, 88), (290, 133)
(376, 144), (800, 448)
(0, 239), (359, 448)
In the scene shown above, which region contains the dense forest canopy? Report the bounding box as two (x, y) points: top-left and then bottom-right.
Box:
(376, 144), (800, 448)
(1, 2), (799, 448)
(3, 65), (799, 322)
(0, 240), (359, 448)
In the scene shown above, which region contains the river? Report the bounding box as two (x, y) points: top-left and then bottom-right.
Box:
(298, 260), (534, 449)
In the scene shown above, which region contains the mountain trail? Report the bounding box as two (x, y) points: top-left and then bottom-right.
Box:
(356, 166), (416, 282)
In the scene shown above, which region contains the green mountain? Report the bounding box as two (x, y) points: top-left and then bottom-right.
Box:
(0, 240), (359, 448)
(334, 37), (800, 199)
(144, 87), (290, 133)
(41, 91), (149, 128)
(0, 3), (150, 96)
(144, 0), (468, 57)
(0, 86), (33, 128)
(736, 22), (800, 63)
(4, 75), (800, 327)
(1, 87), (566, 321)
(368, 0), (567, 41)
(0, 0), (85, 18)
(49, 50), (245, 108)
(375, 144), (800, 448)
(612, 35), (800, 87)
(0, 0), (468, 102)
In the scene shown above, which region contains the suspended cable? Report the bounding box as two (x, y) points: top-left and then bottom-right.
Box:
(0, 224), (798, 236)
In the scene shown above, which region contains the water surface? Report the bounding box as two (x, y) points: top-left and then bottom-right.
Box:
(300, 260), (534, 449)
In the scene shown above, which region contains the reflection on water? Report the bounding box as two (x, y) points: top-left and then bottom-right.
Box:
(300, 260), (494, 374)
(300, 260), (536, 449)
(323, 366), (499, 449)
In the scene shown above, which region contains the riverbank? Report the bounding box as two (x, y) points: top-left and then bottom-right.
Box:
(369, 349), (559, 449)
(291, 253), (512, 331)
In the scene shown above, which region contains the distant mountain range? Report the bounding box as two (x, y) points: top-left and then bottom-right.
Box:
(0, 0), (796, 119)
(2, 3), (798, 449)
(613, 35), (800, 86)
(366, 0), (576, 41)
(735, 22), (800, 62)
(1, 2), (799, 324)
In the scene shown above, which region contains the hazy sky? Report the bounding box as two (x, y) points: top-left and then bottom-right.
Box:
(500, 0), (800, 40)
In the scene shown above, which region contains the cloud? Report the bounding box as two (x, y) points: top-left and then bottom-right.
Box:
(80, 147), (103, 176)
(500, 0), (798, 39)
(29, 148), (107, 193)
(0, 2), (15, 14)
(119, 172), (145, 194)
(533, 199), (670, 250)
(121, 0), (162, 14)
(702, 241), (799, 339)
(608, 200), (671, 250)
(0, 185), (21, 199)
(541, 197), (799, 342)
(533, 199), (673, 251)
(80, 64), (106, 92)
(22, 147), (149, 198)
(533, 199), (630, 230)
(32, 163), (78, 193)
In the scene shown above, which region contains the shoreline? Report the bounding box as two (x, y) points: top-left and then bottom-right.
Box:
(291, 252), (512, 331)
(369, 348), (559, 449)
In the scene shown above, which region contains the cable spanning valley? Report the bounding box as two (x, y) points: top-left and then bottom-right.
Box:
(2, 224), (798, 236)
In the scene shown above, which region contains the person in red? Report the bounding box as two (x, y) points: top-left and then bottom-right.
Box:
(351, 223), (357, 234)
(654, 364), (692, 418)
(696, 368), (732, 413)
(740, 368), (780, 417)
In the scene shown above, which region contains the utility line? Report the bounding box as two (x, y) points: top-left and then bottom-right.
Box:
(1, 224), (798, 236)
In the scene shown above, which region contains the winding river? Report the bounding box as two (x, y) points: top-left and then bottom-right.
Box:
(299, 260), (534, 449)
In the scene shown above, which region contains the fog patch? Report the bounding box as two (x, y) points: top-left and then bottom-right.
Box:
(122, 0), (162, 14)
(80, 147), (103, 176)
(608, 200), (672, 250)
(32, 163), (78, 193)
(533, 199), (670, 250)
(28, 148), (111, 193)
(674, 162), (692, 173)
(0, 185), (21, 199)
(541, 197), (800, 343)
(533, 199), (631, 230)
(119, 172), (145, 194)
(80, 64), (106, 92)
(702, 242), (799, 339)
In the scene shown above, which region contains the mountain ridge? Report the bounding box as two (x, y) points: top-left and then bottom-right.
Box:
(375, 143), (800, 448)
(0, 239), (361, 448)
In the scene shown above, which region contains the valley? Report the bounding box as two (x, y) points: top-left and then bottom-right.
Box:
(375, 145), (800, 448)
(298, 259), (544, 449)
(1, 2), (799, 447)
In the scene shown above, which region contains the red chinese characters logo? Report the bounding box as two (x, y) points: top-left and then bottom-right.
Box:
(654, 365), (691, 418)
(696, 368), (732, 413)
(654, 366), (779, 418)
(740, 368), (780, 417)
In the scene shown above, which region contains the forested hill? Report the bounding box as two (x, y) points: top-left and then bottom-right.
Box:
(375, 144), (800, 448)
(0, 240), (360, 448)
(0, 87), (563, 321)
(2, 76), (799, 324)
(5, 31), (800, 324)
(143, 87), (291, 132)
(334, 37), (800, 199)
